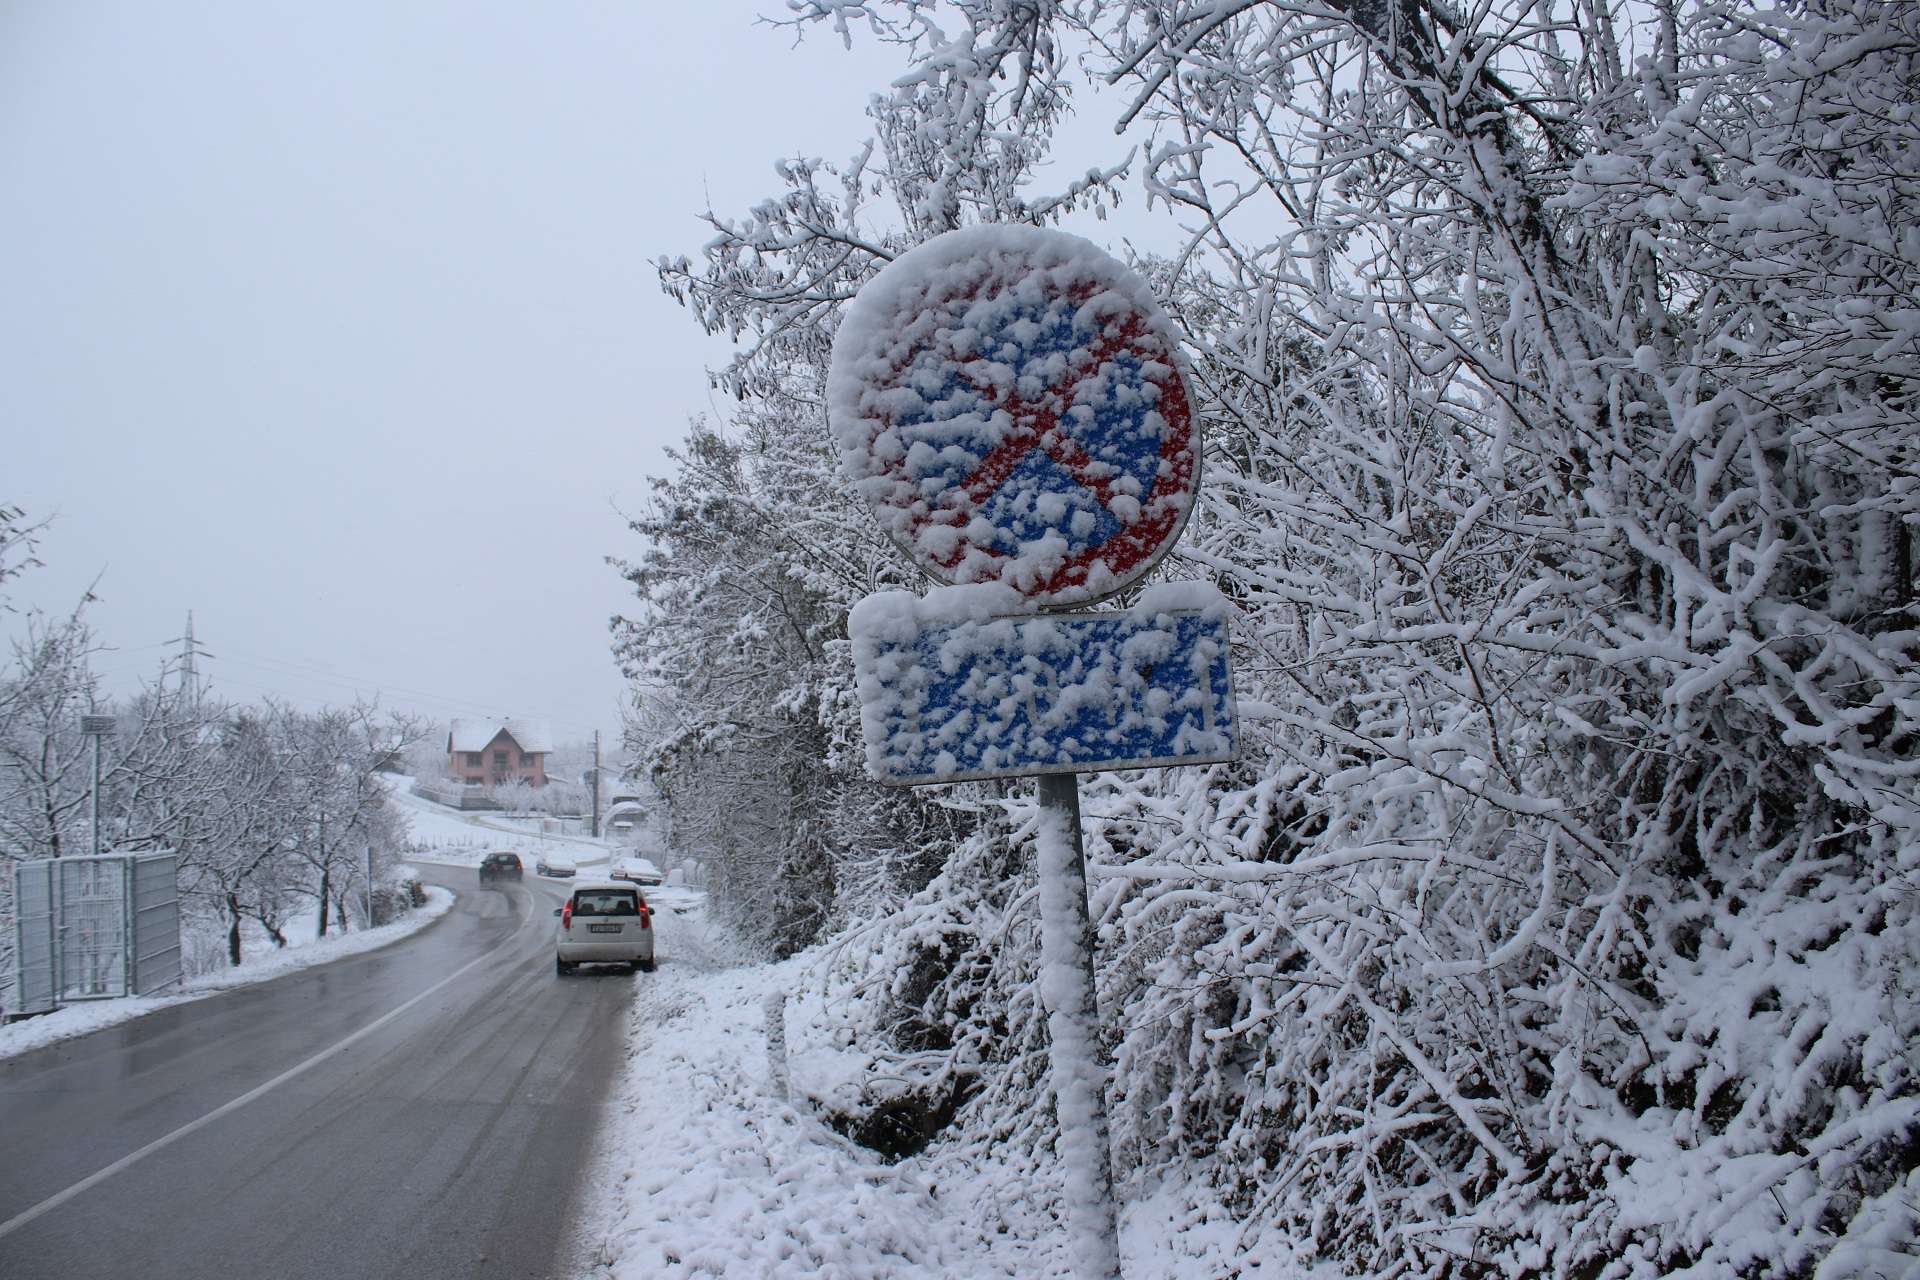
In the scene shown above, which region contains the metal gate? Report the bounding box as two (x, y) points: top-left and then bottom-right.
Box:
(11, 860), (56, 1016)
(59, 856), (127, 998)
(9, 852), (181, 1015)
(130, 852), (182, 994)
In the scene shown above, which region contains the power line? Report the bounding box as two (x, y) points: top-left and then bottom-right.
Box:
(210, 643), (595, 714)
(196, 668), (608, 740)
(204, 643), (392, 686)
(78, 625), (616, 738)
(199, 651), (609, 737)
(98, 640), (176, 655)
(210, 653), (518, 717)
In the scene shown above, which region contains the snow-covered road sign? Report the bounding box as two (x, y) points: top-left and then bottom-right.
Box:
(850, 583), (1237, 786)
(829, 226), (1198, 611)
(834, 226), (1222, 1276)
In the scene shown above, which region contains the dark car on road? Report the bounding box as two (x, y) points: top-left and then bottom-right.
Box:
(479, 852), (524, 885)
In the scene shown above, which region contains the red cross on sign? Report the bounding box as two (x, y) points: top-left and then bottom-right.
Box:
(828, 226), (1199, 610)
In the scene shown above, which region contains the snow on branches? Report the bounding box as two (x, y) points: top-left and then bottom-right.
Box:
(641, 1), (1920, 1274)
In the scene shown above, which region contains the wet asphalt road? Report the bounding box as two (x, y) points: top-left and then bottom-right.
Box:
(0, 868), (634, 1280)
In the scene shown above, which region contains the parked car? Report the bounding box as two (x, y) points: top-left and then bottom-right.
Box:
(554, 881), (654, 974)
(610, 856), (665, 887)
(478, 852), (523, 884)
(534, 854), (576, 878)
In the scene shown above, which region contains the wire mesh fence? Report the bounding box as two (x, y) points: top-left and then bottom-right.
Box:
(7, 852), (180, 1016)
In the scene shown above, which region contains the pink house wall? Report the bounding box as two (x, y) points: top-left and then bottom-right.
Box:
(448, 730), (549, 787)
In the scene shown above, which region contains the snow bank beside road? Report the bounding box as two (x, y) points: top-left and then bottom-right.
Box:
(0, 887), (455, 1062)
(583, 909), (1328, 1279)
(584, 917), (968, 1279)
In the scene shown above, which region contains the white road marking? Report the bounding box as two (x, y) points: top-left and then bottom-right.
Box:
(0, 885), (541, 1241)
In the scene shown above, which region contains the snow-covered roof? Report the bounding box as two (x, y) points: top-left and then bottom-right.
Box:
(447, 717), (554, 755)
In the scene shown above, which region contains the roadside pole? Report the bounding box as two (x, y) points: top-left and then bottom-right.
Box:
(591, 730), (603, 839)
(80, 715), (115, 857)
(91, 734), (101, 857)
(122, 856), (135, 995)
(365, 845), (375, 928)
(1034, 772), (1121, 1279)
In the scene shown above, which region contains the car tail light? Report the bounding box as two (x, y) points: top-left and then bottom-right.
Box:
(562, 905), (573, 930)
(638, 908), (650, 931)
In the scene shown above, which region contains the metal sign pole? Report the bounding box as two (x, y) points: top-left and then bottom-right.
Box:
(123, 856), (135, 996)
(591, 730), (603, 838)
(80, 714), (115, 858)
(50, 865), (62, 1006)
(90, 733), (102, 858)
(1034, 772), (1122, 1280)
(365, 845), (375, 928)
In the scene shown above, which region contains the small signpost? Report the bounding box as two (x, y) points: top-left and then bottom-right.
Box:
(79, 714), (116, 858)
(831, 226), (1237, 1280)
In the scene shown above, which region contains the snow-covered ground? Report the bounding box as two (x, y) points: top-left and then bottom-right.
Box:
(0, 886), (455, 1063)
(581, 911), (977, 1279)
(387, 776), (617, 872)
(579, 908), (1327, 1279)
(393, 780), (713, 911)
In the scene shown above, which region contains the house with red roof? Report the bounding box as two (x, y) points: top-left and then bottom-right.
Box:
(446, 718), (552, 788)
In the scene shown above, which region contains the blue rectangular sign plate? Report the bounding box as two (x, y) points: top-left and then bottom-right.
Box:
(849, 586), (1238, 786)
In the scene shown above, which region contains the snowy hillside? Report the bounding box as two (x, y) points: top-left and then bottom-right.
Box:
(386, 777), (617, 871)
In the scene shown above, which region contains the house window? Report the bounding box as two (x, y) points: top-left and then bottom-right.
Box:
(521, 752), (535, 767)
(494, 750), (508, 766)
(466, 752), (482, 766)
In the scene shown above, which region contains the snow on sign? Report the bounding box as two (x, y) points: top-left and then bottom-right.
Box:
(835, 227), (1225, 1273)
(829, 225), (1198, 609)
(850, 582), (1237, 786)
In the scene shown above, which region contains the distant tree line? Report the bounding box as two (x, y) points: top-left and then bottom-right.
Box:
(0, 543), (430, 993)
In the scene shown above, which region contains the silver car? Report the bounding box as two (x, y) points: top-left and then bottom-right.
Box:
(609, 856), (665, 887)
(554, 881), (655, 974)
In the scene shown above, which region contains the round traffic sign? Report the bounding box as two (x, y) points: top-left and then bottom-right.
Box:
(828, 225), (1198, 610)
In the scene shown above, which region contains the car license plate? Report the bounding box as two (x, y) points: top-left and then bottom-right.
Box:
(588, 923), (621, 934)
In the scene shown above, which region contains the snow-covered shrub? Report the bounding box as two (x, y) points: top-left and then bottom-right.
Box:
(643, 0), (1920, 1272)
(614, 417), (984, 956)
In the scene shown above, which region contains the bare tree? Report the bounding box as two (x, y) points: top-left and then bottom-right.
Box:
(0, 608), (106, 861)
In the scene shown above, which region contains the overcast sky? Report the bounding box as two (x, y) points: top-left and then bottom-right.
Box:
(0, 2), (929, 745)
(2, 2), (1168, 749)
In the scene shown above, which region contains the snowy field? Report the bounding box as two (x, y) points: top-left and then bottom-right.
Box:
(0, 885), (455, 1063)
(387, 776), (618, 872)
(579, 909), (1329, 1280)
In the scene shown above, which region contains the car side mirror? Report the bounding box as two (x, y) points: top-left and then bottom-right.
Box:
(552, 907), (561, 916)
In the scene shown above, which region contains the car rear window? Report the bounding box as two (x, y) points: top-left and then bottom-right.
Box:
(572, 890), (641, 916)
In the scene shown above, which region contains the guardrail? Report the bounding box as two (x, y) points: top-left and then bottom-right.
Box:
(410, 781), (502, 811)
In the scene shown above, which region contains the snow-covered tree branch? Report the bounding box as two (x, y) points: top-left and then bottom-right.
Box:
(630, 1), (1920, 1272)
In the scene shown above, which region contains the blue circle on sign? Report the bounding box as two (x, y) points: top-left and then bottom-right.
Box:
(829, 226), (1199, 609)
